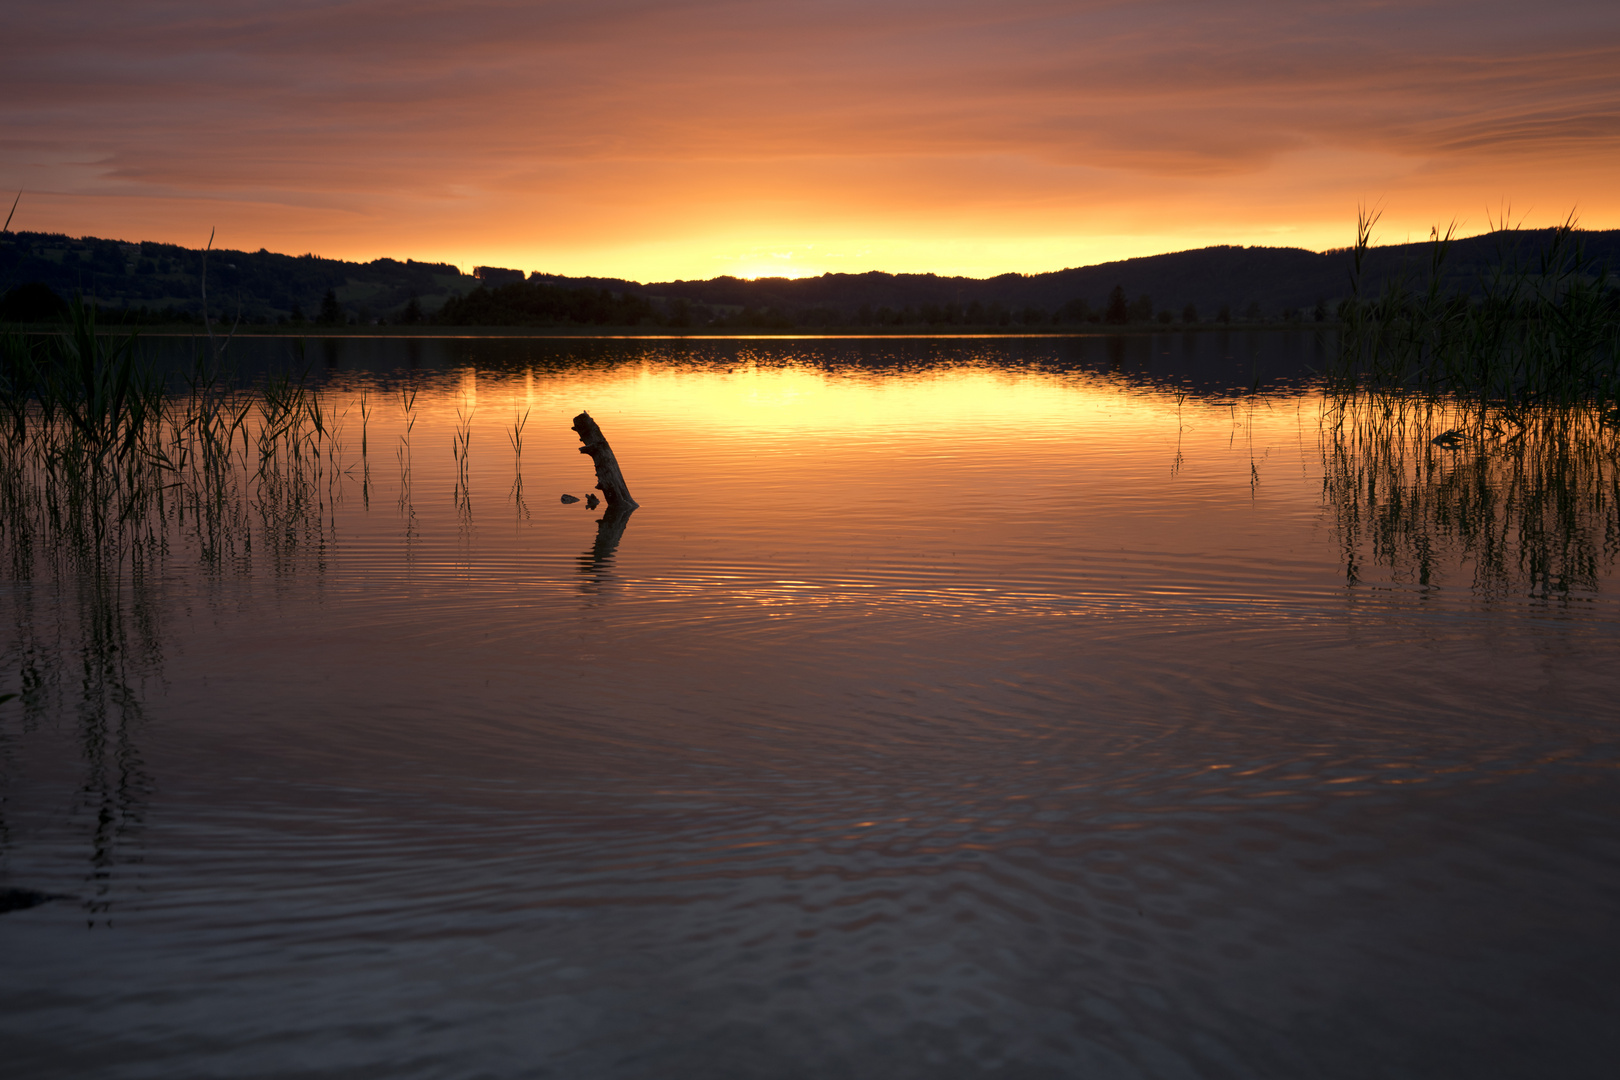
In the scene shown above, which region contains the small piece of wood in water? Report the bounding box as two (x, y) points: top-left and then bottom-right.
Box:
(571, 412), (639, 510)
(560, 494), (580, 504)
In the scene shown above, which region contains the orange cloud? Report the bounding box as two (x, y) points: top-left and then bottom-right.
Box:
(5, 1), (1618, 280)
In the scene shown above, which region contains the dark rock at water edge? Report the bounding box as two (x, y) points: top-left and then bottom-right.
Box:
(0, 887), (71, 914)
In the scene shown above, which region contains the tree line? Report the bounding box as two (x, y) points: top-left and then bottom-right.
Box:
(6, 225), (1620, 330)
(1, 276), (1338, 330)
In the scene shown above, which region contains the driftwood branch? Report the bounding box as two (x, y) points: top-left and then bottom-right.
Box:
(571, 411), (639, 510)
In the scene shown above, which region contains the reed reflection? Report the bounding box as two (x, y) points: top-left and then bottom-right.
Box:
(1, 468), (166, 921)
(0, 314), (344, 912)
(1322, 395), (1620, 597)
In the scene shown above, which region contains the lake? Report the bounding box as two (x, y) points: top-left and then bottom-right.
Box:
(3, 332), (1618, 1078)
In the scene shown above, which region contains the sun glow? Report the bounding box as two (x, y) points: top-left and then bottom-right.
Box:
(724, 247), (819, 281)
(6, 3), (1618, 283)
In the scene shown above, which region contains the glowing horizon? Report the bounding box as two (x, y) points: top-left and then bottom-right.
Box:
(5, 1), (1618, 284)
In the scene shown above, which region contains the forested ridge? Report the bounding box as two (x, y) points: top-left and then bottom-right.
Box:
(4, 227), (1618, 330)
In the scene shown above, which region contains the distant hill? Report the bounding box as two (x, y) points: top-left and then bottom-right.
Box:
(3, 227), (1617, 329)
(629, 231), (1620, 326)
(0, 232), (481, 326)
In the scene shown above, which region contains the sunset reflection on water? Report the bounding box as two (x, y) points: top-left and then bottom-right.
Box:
(2, 337), (1618, 1079)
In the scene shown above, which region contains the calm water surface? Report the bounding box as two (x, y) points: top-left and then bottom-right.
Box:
(3, 335), (1618, 1078)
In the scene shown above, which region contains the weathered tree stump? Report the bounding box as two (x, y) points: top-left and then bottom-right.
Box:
(571, 412), (639, 510)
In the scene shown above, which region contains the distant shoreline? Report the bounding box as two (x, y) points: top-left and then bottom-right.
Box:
(10, 321), (1340, 339)
(13, 225), (1602, 332)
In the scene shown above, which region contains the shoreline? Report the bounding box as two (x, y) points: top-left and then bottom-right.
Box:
(10, 321), (1342, 339)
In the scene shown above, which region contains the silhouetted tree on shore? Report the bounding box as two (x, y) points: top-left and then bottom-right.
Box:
(1104, 285), (1129, 325)
(317, 289), (344, 326)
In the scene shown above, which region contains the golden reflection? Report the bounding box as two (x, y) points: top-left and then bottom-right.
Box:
(402, 360), (1216, 443)
(1322, 396), (1620, 597)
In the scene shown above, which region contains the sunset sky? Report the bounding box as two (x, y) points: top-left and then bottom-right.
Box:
(6, 1), (1619, 282)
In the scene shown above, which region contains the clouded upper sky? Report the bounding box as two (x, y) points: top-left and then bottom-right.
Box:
(5, 1), (1618, 280)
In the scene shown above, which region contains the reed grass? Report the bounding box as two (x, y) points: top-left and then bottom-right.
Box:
(508, 406), (529, 466)
(452, 403), (473, 477)
(0, 301), (340, 576)
(1334, 210), (1620, 405)
(1321, 212), (1620, 593)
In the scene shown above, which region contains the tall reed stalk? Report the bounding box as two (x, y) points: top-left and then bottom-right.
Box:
(1334, 210), (1620, 407)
